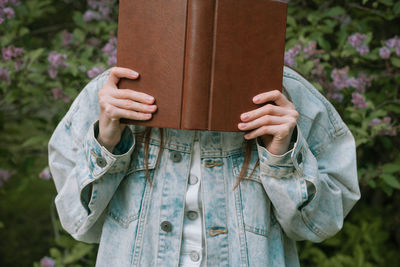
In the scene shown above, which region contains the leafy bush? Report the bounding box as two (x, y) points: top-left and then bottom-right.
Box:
(0, 0), (399, 266)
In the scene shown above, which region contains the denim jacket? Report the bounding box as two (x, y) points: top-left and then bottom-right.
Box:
(48, 66), (361, 267)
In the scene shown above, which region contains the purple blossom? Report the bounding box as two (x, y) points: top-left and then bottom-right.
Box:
(0, 16), (4, 24)
(369, 118), (382, 127)
(87, 66), (105, 78)
(348, 33), (370, 55)
(0, 169), (16, 188)
(379, 47), (391, 59)
(303, 41), (318, 59)
(40, 256), (55, 267)
(2, 45), (23, 61)
(61, 30), (73, 47)
(369, 117), (397, 136)
(385, 36), (400, 49)
(83, 10), (101, 21)
(39, 167), (52, 180)
(331, 67), (351, 90)
(47, 51), (68, 78)
(51, 88), (70, 103)
(351, 92), (367, 109)
(103, 36), (117, 66)
(284, 44), (301, 67)
(348, 73), (373, 93)
(0, 67), (10, 84)
(87, 37), (101, 47)
(3, 7), (14, 18)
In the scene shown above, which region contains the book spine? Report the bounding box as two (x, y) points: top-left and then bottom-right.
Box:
(181, 0), (216, 130)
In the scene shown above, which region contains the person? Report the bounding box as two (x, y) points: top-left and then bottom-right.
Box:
(48, 66), (361, 266)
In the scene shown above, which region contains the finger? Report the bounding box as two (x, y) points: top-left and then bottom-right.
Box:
(103, 104), (153, 121)
(106, 66), (140, 87)
(252, 90), (294, 108)
(243, 124), (282, 140)
(109, 98), (157, 113)
(110, 88), (155, 105)
(241, 104), (296, 122)
(238, 115), (288, 131)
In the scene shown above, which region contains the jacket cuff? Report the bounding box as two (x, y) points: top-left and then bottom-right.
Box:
(255, 124), (306, 178)
(84, 120), (135, 179)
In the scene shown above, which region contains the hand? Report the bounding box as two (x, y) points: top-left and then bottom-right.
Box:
(98, 67), (157, 151)
(238, 90), (298, 155)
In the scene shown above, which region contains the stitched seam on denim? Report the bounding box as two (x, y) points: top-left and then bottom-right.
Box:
(313, 129), (351, 157)
(108, 210), (139, 228)
(232, 172), (250, 267)
(244, 223), (269, 237)
(283, 69), (345, 136)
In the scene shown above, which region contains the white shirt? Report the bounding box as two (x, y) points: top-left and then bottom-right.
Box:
(179, 131), (206, 267)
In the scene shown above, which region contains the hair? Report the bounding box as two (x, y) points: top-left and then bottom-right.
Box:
(137, 65), (300, 190)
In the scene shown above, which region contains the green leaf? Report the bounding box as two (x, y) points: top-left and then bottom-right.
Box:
(390, 57), (400, 68)
(394, 2), (400, 14)
(381, 174), (400, 189)
(382, 163), (400, 174)
(324, 7), (346, 18)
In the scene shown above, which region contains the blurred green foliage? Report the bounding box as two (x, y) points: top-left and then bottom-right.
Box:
(0, 0), (399, 266)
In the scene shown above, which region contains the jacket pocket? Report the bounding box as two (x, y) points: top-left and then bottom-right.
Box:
(231, 149), (275, 238)
(107, 140), (159, 228)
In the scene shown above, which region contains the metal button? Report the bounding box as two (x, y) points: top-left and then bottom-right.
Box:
(170, 151), (182, 163)
(187, 211), (198, 220)
(190, 251), (200, 262)
(297, 152), (303, 165)
(160, 221), (172, 232)
(96, 157), (107, 168)
(189, 175), (198, 185)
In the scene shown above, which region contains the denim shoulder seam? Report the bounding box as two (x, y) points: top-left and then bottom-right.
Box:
(283, 67), (347, 137)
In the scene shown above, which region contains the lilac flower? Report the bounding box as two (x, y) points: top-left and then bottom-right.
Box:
(61, 30), (73, 47)
(40, 256), (55, 267)
(0, 16), (3, 24)
(103, 36), (117, 66)
(284, 44), (301, 67)
(51, 88), (70, 103)
(369, 118), (382, 127)
(0, 169), (16, 188)
(48, 51), (68, 78)
(87, 66), (105, 78)
(331, 67), (351, 90)
(2, 45), (24, 70)
(83, 10), (101, 21)
(379, 47), (391, 59)
(348, 73), (373, 93)
(385, 36), (400, 49)
(0, 67), (10, 85)
(39, 167), (52, 180)
(3, 7), (14, 18)
(351, 92), (367, 109)
(348, 33), (370, 55)
(303, 41), (317, 59)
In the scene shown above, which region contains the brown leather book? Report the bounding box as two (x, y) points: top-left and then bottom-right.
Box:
(117, 0), (288, 132)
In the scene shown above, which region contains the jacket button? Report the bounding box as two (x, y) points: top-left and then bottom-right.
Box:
(160, 221), (172, 232)
(190, 251), (200, 262)
(189, 175), (198, 185)
(170, 151), (182, 163)
(96, 157), (107, 167)
(187, 210), (198, 220)
(296, 152), (303, 165)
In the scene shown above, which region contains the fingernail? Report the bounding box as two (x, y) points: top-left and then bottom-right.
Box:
(253, 96), (260, 103)
(147, 96), (154, 102)
(239, 123), (247, 128)
(131, 70), (139, 77)
(241, 113), (249, 120)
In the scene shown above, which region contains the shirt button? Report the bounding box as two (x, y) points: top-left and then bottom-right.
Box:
(160, 221), (172, 232)
(170, 151), (182, 163)
(189, 175), (199, 185)
(187, 210), (198, 220)
(96, 157), (107, 167)
(190, 251), (200, 262)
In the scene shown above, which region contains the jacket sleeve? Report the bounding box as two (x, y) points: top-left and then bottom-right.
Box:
(48, 71), (135, 243)
(256, 121), (361, 243)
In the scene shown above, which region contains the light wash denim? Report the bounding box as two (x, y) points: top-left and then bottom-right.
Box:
(48, 66), (361, 267)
